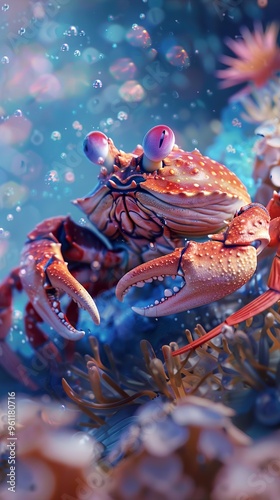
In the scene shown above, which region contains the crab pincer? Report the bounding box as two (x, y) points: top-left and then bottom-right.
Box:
(20, 237), (100, 340)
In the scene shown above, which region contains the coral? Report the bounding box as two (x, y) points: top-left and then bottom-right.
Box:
(107, 396), (250, 500)
(212, 79), (280, 205)
(252, 118), (280, 204)
(241, 78), (280, 124)
(0, 397), (107, 499)
(63, 302), (280, 454)
(212, 434), (280, 500)
(62, 334), (224, 428)
(217, 23), (280, 96)
(207, 79), (280, 205)
(2, 312), (280, 499)
(176, 302), (280, 429)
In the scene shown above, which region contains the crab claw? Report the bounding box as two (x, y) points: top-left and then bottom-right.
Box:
(116, 242), (259, 317)
(20, 238), (100, 340)
(116, 204), (270, 317)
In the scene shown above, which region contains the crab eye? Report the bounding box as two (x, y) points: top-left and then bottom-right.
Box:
(142, 125), (175, 172)
(83, 131), (109, 165)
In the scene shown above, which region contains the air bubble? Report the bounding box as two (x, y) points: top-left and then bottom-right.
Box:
(2, 4), (9, 11)
(45, 170), (59, 184)
(92, 79), (103, 89)
(30, 129), (44, 146)
(51, 131), (61, 141)
(166, 45), (189, 67)
(91, 261), (101, 270)
(1, 56), (9, 64)
(18, 27), (26, 36)
(0, 228), (9, 238)
(79, 30), (86, 36)
(64, 171), (75, 183)
(14, 109), (23, 117)
(74, 50), (81, 57)
(126, 25), (151, 48)
(67, 25), (78, 36)
(232, 118), (242, 128)
(109, 58), (136, 81)
(119, 80), (145, 102)
(7, 214), (13, 222)
(117, 111), (128, 121)
(79, 218), (87, 226)
(61, 43), (69, 52)
(72, 120), (82, 130)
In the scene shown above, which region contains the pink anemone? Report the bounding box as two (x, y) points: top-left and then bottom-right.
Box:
(217, 23), (280, 96)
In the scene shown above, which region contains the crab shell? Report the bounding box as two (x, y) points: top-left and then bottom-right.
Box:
(74, 145), (251, 241)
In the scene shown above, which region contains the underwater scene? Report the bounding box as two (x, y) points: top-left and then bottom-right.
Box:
(1, 0), (280, 498)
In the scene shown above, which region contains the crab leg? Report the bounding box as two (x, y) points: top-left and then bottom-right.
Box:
(172, 290), (280, 356)
(20, 237), (100, 340)
(0, 273), (15, 338)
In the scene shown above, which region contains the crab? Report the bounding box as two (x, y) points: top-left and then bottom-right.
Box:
(0, 124), (262, 385)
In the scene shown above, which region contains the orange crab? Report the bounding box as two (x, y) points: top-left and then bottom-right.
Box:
(0, 124), (261, 383)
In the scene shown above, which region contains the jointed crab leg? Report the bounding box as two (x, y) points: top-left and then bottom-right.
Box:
(172, 289), (280, 356)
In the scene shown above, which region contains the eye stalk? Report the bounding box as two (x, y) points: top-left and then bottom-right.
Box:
(142, 125), (175, 172)
(83, 131), (114, 171)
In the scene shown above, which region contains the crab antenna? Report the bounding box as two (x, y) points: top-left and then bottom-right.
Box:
(142, 125), (175, 172)
(83, 131), (114, 171)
